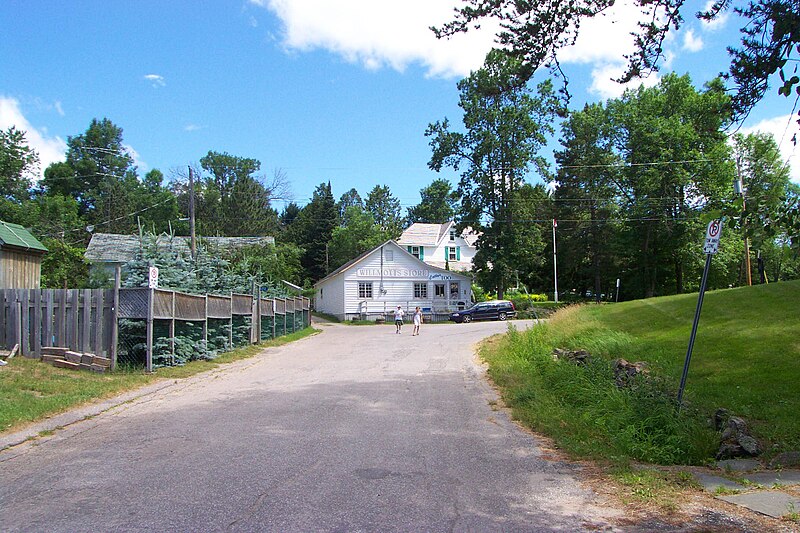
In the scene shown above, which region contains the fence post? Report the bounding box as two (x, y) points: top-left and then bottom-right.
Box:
(110, 266), (120, 370)
(81, 289), (91, 353)
(252, 281), (258, 344)
(14, 301), (22, 356)
(94, 289), (104, 357)
(33, 290), (42, 358)
(44, 290), (54, 351)
(19, 290), (30, 357)
(170, 291), (176, 365)
(203, 294), (208, 351)
(228, 293), (233, 349)
(70, 290), (79, 351)
(146, 287), (154, 373)
(272, 299), (276, 340)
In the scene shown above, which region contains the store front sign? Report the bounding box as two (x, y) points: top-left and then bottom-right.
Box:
(429, 273), (455, 281)
(356, 267), (429, 278)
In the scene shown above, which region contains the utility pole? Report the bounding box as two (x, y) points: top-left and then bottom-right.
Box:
(734, 164), (751, 286)
(188, 165), (197, 259)
(552, 218), (558, 303)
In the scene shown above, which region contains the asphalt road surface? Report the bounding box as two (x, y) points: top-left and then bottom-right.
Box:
(0, 320), (620, 532)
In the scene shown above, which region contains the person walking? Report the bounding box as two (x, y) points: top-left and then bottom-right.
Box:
(412, 306), (422, 336)
(394, 305), (405, 334)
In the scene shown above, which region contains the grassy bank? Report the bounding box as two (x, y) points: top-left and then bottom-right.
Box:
(482, 280), (800, 464)
(0, 327), (319, 434)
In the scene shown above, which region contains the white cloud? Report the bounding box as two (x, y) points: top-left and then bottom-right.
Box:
(740, 115), (800, 183)
(0, 96), (67, 180)
(586, 62), (661, 99)
(682, 29), (704, 52)
(184, 124), (204, 132)
(54, 100), (65, 116)
(124, 144), (148, 172)
(144, 74), (166, 88)
(252, 0), (498, 78)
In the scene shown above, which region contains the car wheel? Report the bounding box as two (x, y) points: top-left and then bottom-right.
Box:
(498, 312), (507, 321)
(462, 315), (472, 323)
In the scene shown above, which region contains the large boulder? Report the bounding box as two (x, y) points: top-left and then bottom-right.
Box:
(715, 409), (762, 459)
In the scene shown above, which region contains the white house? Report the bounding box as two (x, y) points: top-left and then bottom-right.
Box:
(314, 240), (472, 321)
(396, 222), (478, 271)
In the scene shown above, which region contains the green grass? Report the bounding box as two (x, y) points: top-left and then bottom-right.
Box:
(311, 312), (341, 323)
(613, 467), (700, 510)
(0, 327), (319, 434)
(481, 280), (800, 464)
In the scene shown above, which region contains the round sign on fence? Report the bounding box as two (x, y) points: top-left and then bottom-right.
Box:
(148, 266), (159, 289)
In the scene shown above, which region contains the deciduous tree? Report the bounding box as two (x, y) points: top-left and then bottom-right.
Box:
(406, 179), (460, 223)
(427, 49), (559, 298)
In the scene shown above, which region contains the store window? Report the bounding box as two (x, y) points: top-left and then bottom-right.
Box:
(358, 282), (373, 298)
(385, 249), (393, 261)
(450, 282), (459, 298)
(414, 283), (428, 298)
(434, 284), (445, 298)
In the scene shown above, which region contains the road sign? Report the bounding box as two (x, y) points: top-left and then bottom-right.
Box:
(703, 219), (722, 254)
(148, 266), (159, 289)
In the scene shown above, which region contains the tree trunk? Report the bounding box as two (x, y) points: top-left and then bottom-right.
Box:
(675, 258), (683, 294)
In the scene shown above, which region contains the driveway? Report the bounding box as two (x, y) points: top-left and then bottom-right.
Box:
(0, 320), (619, 532)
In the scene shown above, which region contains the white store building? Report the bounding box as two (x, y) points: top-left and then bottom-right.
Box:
(314, 240), (472, 321)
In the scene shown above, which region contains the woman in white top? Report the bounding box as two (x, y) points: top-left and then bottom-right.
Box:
(412, 306), (422, 336)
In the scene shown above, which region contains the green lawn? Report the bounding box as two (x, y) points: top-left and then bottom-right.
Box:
(482, 280), (800, 464)
(0, 327), (319, 435)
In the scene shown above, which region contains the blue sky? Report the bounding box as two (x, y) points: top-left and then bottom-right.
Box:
(2, 1), (798, 213)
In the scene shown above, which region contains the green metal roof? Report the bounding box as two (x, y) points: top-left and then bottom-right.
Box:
(0, 220), (48, 253)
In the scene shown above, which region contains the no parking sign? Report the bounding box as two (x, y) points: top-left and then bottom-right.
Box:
(703, 220), (722, 254)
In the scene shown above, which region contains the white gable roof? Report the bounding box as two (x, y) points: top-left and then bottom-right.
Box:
(314, 239), (470, 287)
(398, 222), (454, 246)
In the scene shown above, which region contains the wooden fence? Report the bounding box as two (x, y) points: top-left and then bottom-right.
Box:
(1, 288), (310, 372)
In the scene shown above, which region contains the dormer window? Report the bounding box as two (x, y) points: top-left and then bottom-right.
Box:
(449, 229), (456, 241)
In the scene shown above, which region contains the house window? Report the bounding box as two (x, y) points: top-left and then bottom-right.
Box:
(414, 283), (428, 298)
(385, 249), (393, 261)
(358, 282), (373, 298)
(410, 246), (420, 259)
(450, 229), (456, 241)
(434, 284), (445, 298)
(448, 247), (458, 261)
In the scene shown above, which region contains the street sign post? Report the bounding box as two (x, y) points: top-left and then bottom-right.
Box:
(677, 220), (722, 410)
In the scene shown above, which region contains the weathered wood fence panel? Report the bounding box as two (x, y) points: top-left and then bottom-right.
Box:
(1, 288), (117, 361)
(2, 288), (311, 371)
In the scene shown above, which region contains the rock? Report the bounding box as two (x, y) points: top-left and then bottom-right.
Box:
(768, 451), (800, 469)
(612, 358), (649, 387)
(717, 414), (762, 459)
(552, 348), (591, 365)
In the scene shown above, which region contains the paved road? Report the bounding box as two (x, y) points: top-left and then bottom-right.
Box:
(0, 320), (618, 532)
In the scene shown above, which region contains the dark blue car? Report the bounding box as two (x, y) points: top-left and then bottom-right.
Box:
(449, 300), (516, 323)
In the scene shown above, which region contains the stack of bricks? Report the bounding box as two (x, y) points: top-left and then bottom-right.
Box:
(40, 347), (112, 373)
